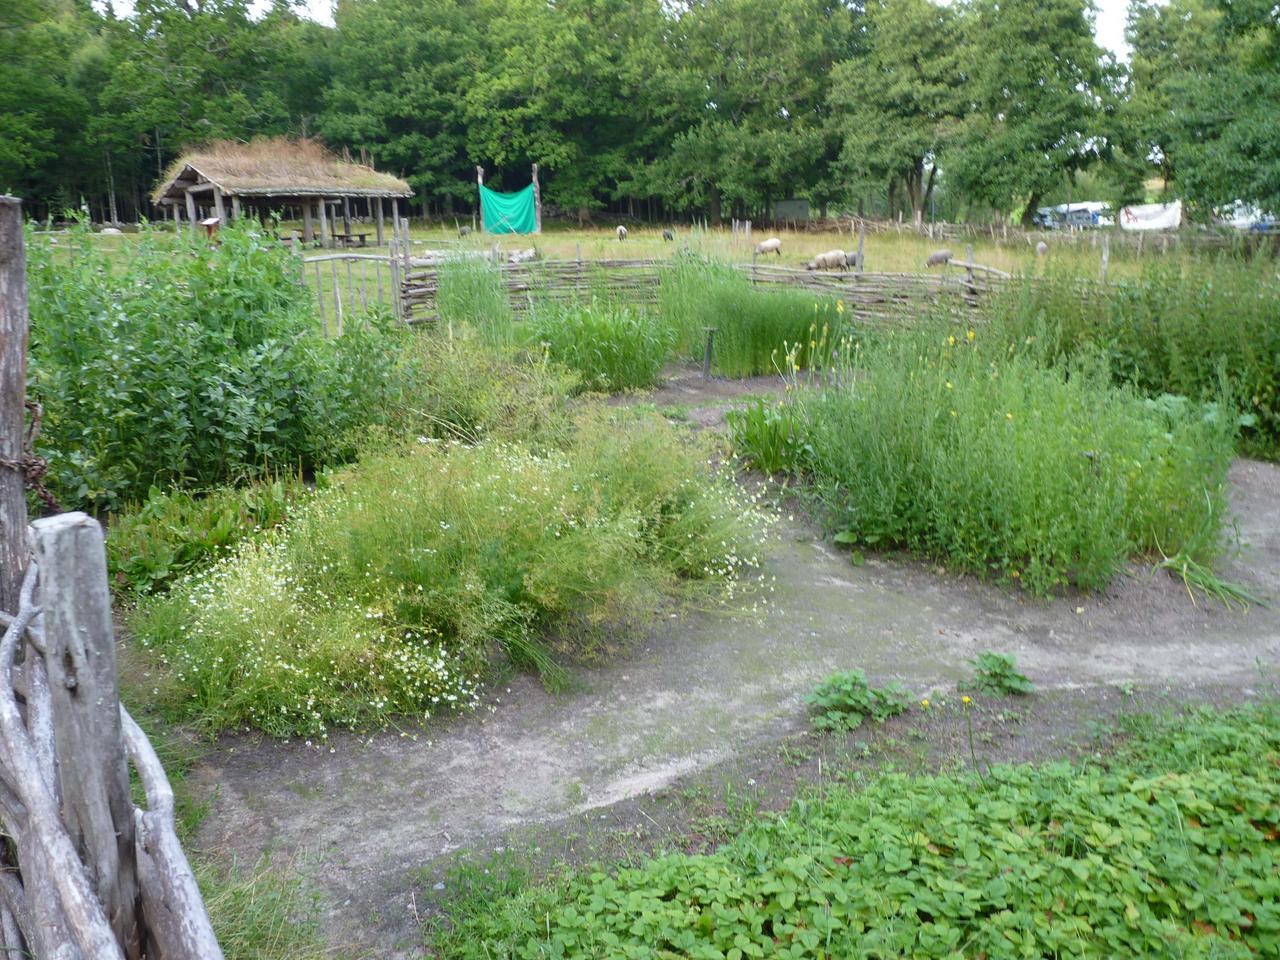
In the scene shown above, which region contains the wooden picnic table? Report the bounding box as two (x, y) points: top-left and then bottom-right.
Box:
(334, 232), (370, 248)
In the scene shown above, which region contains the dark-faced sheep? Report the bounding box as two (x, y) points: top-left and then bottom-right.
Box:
(662, 228), (674, 241)
(755, 237), (782, 256)
(924, 249), (953, 268)
(459, 225), (472, 238)
(616, 225), (628, 241)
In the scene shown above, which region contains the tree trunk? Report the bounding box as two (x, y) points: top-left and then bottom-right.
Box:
(1020, 192), (1041, 228)
(708, 185), (722, 227)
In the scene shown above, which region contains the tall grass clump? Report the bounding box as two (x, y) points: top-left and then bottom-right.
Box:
(436, 254), (515, 349)
(26, 219), (411, 510)
(985, 258), (1280, 457)
(524, 299), (673, 391)
(131, 409), (764, 736)
(659, 255), (848, 377)
(733, 325), (1235, 594)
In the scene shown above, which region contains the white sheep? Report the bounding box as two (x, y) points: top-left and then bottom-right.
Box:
(755, 237), (782, 256)
(616, 225), (628, 241)
(925, 249), (953, 267)
(806, 249), (848, 271)
(1036, 240), (1048, 256)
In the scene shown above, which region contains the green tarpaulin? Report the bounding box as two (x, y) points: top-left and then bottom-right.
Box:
(479, 183), (537, 234)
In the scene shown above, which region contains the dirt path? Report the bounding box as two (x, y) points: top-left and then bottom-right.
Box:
(188, 376), (1280, 955)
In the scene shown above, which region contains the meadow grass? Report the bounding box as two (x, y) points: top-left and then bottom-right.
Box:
(435, 254), (516, 349)
(732, 322), (1236, 594)
(426, 700), (1280, 959)
(130, 408), (765, 737)
(524, 298), (674, 392)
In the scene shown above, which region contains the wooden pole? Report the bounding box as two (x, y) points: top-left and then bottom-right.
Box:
(183, 191), (197, 237)
(211, 185), (225, 224)
(531, 163), (542, 235)
(317, 198), (330, 248)
(375, 198), (385, 246)
(302, 200), (314, 243)
(391, 198), (400, 235)
(855, 226), (865, 273)
(0, 197), (28, 614)
(476, 167), (484, 233)
(33, 513), (142, 959)
(1100, 234), (1110, 283)
(230, 195), (241, 220)
(341, 196), (352, 239)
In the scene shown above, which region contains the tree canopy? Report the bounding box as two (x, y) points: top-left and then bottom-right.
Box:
(2, 0), (1276, 223)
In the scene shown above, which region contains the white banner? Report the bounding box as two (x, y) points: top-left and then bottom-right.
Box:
(1119, 200), (1182, 232)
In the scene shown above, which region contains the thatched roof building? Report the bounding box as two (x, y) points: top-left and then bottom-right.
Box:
(152, 138), (412, 246)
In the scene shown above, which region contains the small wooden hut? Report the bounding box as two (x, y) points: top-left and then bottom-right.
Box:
(151, 138), (412, 247)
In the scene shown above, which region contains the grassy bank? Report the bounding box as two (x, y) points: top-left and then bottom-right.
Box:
(428, 699), (1280, 958)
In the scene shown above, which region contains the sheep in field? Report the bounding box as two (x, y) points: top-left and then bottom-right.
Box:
(1036, 240), (1048, 256)
(662, 228), (675, 241)
(458, 225), (472, 238)
(755, 237), (782, 256)
(806, 249), (849, 271)
(925, 248), (953, 267)
(616, 225), (628, 241)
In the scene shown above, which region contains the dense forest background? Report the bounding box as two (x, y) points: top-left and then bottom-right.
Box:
(2, 0), (1276, 225)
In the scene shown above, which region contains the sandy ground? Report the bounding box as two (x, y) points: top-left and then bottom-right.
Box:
(186, 378), (1280, 956)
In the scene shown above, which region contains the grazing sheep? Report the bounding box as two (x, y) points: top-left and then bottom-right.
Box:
(1035, 240), (1048, 256)
(100, 227), (123, 236)
(755, 237), (782, 256)
(806, 249), (849, 271)
(925, 248), (953, 267)
(662, 228), (674, 241)
(459, 225), (472, 238)
(616, 225), (628, 241)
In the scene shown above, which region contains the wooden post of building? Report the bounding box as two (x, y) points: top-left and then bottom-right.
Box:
(375, 198), (385, 246)
(230, 195), (241, 220)
(211, 185), (226, 224)
(317, 198), (330, 248)
(33, 512), (142, 959)
(531, 163), (542, 235)
(476, 167), (484, 233)
(341, 196), (352, 239)
(184, 190), (198, 237)
(391, 198), (400, 236)
(0, 197), (28, 614)
(302, 200), (314, 243)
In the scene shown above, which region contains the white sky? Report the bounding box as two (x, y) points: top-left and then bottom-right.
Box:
(102, 0), (1135, 59)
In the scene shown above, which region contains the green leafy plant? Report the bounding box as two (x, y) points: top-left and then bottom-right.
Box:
(964, 652), (1035, 696)
(806, 670), (909, 731)
(727, 397), (803, 474)
(429, 701), (1280, 959)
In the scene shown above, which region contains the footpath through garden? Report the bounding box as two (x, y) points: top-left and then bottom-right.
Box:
(191, 387), (1280, 956)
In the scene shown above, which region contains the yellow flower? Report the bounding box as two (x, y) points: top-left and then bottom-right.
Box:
(920, 699), (930, 709)
(962, 695), (972, 705)
(1006, 412), (1013, 420)
(949, 410), (957, 417)
(966, 329), (975, 342)
(947, 335), (956, 346)
(1011, 570), (1020, 578)
(945, 381), (953, 390)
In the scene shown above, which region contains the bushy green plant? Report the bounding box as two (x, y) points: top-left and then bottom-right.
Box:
(964, 652), (1035, 696)
(131, 409), (764, 736)
(748, 325), (1236, 594)
(806, 670), (908, 731)
(986, 259), (1280, 457)
(25, 220), (407, 510)
(524, 299), (673, 392)
(106, 473), (310, 596)
(429, 701), (1280, 959)
(658, 255), (848, 377)
(726, 397), (804, 474)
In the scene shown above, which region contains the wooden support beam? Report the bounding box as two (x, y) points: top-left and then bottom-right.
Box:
(33, 513), (142, 959)
(230, 195), (241, 220)
(211, 186), (225, 223)
(317, 198), (329, 248)
(184, 191), (197, 236)
(375, 198), (385, 246)
(341, 196), (352, 238)
(0, 197), (28, 614)
(391, 198), (399, 236)
(302, 201), (314, 243)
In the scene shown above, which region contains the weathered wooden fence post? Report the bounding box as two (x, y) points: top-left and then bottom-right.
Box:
(33, 514), (142, 959)
(0, 197), (28, 615)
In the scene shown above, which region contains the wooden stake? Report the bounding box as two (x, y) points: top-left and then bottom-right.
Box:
(211, 185), (225, 224)
(0, 198), (28, 614)
(184, 191), (197, 236)
(317, 199), (330, 248)
(1100, 234), (1110, 283)
(531, 163), (542, 235)
(375, 198), (385, 246)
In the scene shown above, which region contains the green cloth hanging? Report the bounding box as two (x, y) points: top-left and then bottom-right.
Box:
(479, 183), (537, 234)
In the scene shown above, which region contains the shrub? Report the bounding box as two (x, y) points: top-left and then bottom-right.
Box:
(806, 670), (908, 732)
(524, 299), (673, 392)
(428, 701), (1280, 959)
(25, 220), (407, 510)
(130, 409), (764, 736)
(733, 326), (1236, 594)
(659, 255), (849, 377)
(986, 259), (1280, 457)
(726, 397), (804, 474)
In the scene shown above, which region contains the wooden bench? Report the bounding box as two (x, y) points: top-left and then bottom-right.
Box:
(334, 232), (370, 248)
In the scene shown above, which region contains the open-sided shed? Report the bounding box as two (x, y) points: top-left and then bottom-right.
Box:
(151, 138), (412, 246)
